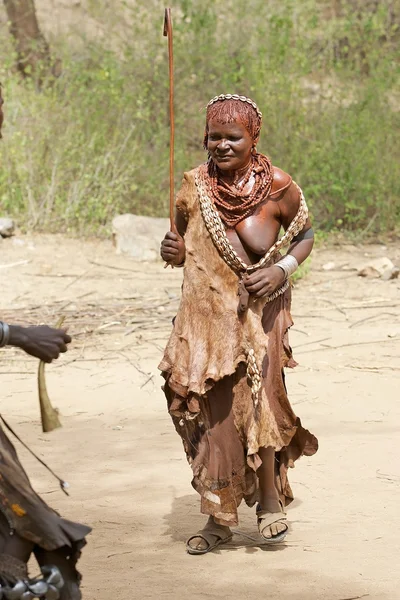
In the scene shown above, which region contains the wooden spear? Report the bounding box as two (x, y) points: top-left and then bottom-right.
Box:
(163, 7), (176, 234)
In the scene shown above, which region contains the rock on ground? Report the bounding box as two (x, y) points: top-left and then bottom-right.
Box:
(0, 217), (15, 238)
(112, 214), (169, 261)
(357, 256), (396, 279)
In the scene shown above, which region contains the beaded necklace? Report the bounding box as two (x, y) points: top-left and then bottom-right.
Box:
(207, 152), (274, 227)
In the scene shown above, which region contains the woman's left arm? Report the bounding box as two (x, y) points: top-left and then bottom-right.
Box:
(244, 183), (314, 298)
(279, 183), (314, 265)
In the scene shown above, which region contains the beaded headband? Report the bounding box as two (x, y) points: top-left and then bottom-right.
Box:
(206, 94), (263, 122)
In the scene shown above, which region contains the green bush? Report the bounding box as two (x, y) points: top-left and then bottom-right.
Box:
(0, 0), (399, 235)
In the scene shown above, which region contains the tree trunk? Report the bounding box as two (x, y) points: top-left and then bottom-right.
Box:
(3, 0), (59, 83)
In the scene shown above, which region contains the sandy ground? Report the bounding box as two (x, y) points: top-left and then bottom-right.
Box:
(0, 234), (399, 600)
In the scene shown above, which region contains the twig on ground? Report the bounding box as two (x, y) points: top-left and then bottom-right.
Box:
(95, 321), (122, 332)
(53, 356), (119, 369)
(106, 551), (134, 559)
(58, 301), (73, 312)
(0, 260), (31, 269)
(140, 296), (179, 311)
(10, 292), (29, 304)
(376, 470), (400, 483)
(140, 374), (154, 389)
(64, 265), (95, 290)
(119, 352), (149, 377)
(344, 365), (400, 372)
(349, 312), (398, 329)
(338, 595), (369, 600)
(77, 291), (96, 299)
(231, 530), (259, 542)
(88, 259), (142, 273)
(0, 371), (35, 375)
(140, 338), (164, 352)
(341, 302), (400, 310)
(124, 320), (159, 335)
(28, 273), (80, 278)
(294, 337), (332, 349)
(94, 381), (114, 390)
(297, 337), (397, 354)
(291, 328), (309, 336)
(315, 296), (348, 319)
(292, 314), (343, 322)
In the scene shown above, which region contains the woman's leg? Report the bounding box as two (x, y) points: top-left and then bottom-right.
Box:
(186, 375), (245, 553)
(257, 447), (281, 511)
(257, 447), (287, 539)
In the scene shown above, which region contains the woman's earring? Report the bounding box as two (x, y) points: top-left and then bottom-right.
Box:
(252, 146), (257, 155)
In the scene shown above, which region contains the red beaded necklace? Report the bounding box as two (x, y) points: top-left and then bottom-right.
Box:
(207, 152), (274, 228)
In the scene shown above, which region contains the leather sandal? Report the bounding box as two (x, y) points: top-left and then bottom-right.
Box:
(256, 500), (288, 544)
(186, 521), (232, 555)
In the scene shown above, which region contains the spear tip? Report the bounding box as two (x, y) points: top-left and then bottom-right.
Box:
(163, 7), (171, 37)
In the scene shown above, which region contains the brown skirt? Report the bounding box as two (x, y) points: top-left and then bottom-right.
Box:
(0, 424), (91, 552)
(162, 291), (318, 527)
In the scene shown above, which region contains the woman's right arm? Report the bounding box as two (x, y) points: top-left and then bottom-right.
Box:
(160, 210), (187, 266)
(160, 173), (191, 266)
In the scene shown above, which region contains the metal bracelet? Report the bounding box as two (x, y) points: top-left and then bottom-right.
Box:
(0, 322), (10, 348)
(275, 255), (299, 279)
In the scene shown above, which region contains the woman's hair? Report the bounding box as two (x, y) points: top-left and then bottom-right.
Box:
(204, 97), (262, 148)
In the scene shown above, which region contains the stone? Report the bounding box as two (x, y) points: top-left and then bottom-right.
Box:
(112, 214), (169, 261)
(357, 257), (395, 279)
(322, 261), (335, 271)
(381, 266), (400, 281)
(0, 217), (15, 238)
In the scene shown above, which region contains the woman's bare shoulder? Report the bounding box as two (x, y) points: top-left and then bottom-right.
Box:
(270, 166), (292, 198)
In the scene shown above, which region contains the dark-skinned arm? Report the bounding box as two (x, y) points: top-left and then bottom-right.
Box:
(160, 210), (187, 266)
(245, 183), (314, 297)
(279, 183), (314, 265)
(2, 323), (71, 363)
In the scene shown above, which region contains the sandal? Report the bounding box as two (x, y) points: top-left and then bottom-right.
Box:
(256, 500), (288, 544)
(186, 521), (233, 555)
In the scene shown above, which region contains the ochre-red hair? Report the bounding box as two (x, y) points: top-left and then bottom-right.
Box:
(204, 98), (262, 149)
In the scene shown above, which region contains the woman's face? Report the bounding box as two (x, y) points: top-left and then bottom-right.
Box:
(207, 119), (253, 172)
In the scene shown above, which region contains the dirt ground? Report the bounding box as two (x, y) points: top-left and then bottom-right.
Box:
(1, 234), (399, 600)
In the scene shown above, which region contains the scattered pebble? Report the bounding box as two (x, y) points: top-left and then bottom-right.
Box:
(322, 262), (335, 271)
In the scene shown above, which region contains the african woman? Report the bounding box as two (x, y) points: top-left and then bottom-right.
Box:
(160, 94), (318, 555)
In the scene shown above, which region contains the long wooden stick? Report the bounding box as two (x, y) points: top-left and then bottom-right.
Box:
(163, 8), (175, 233)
